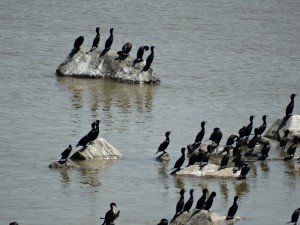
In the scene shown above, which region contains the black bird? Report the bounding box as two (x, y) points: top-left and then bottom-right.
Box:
(218, 146), (230, 170)
(232, 151), (245, 173)
(101, 202), (119, 225)
(244, 115), (255, 138)
(280, 130), (290, 150)
(155, 131), (171, 154)
(73, 36), (84, 50)
(208, 127), (223, 149)
(173, 189), (185, 219)
(226, 196), (239, 220)
(257, 141), (271, 161)
(58, 145), (72, 164)
(256, 115), (267, 137)
(195, 188), (208, 210)
(237, 163), (250, 180)
(157, 219), (168, 225)
(9, 222), (18, 225)
(187, 148), (205, 167)
(285, 94), (296, 119)
(192, 121), (206, 147)
(244, 128), (260, 156)
(141, 46), (155, 72)
(200, 150), (211, 169)
(132, 46), (149, 67)
(203, 191), (216, 213)
(76, 120), (100, 147)
(284, 136), (299, 161)
(116, 42), (132, 61)
(183, 189), (194, 212)
(226, 134), (239, 147)
(100, 28), (114, 57)
(288, 208), (300, 224)
(87, 27), (100, 53)
(238, 126), (246, 139)
(171, 147), (186, 171)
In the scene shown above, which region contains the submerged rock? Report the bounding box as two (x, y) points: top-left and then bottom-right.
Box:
(56, 48), (160, 84)
(48, 160), (79, 169)
(70, 138), (122, 160)
(264, 115), (300, 141)
(156, 152), (170, 162)
(176, 164), (241, 178)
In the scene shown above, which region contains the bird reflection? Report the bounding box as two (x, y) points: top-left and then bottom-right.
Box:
(260, 161), (270, 173)
(219, 180), (229, 202)
(158, 161), (169, 177)
(60, 169), (71, 188)
(174, 176), (185, 190)
(234, 180), (249, 197)
(56, 76), (156, 115)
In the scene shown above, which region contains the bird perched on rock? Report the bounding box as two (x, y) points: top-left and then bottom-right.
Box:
(192, 121), (206, 148)
(141, 46), (155, 72)
(9, 222), (19, 225)
(183, 189), (194, 212)
(244, 128), (260, 157)
(208, 127), (223, 148)
(195, 188), (208, 210)
(244, 115), (255, 138)
(285, 94), (296, 119)
(218, 146), (230, 170)
(101, 202), (120, 225)
(257, 140), (271, 161)
(100, 28), (114, 57)
(288, 207), (300, 224)
(76, 120), (100, 147)
(226, 196), (239, 220)
(58, 144), (72, 164)
(87, 27), (100, 53)
(132, 45), (149, 67)
(203, 191), (216, 213)
(155, 131), (171, 155)
(237, 163), (250, 180)
(171, 147), (186, 171)
(173, 189), (185, 219)
(116, 42), (132, 62)
(226, 134), (239, 148)
(280, 130), (290, 150)
(157, 219), (168, 225)
(284, 136), (299, 161)
(73, 36), (84, 50)
(256, 115), (267, 137)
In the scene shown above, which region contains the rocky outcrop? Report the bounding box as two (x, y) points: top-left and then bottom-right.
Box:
(48, 160), (79, 169)
(175, 164), (241, 178)
(264, 115), (300, 141)
(70, 138), (122, 160)
(156, 152), (170, 162)
(56, 48), (160, 84)
(170, 210), (240, 225)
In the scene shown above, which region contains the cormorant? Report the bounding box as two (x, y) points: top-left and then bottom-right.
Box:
(87, 27), (100, 53)
(73, 36), (84, 50)
(157, 219), (168, 225)
(208, 127), (222, 147)
(192, 121), (206, 147)
(288, 208), (300, 224)
(244, 128), (260, 156)
(173, 189), (185, 219)
(226, 196), (239, 220)
(76, 120), (100, 147)
(244, 115), (255, 138)
(238, 126), (246, 139)
(226, 134), (239, 147)
(141, 46), (154, 72)
(9, 222), (18, 225)
(183, 189), (194, 212)
(285, 94), (296, 119)
(203, 191), (216, 213)
(218, 146), (230, 170)
(280, 130), (290, 150)
(256, 115), (267, 137)
(200, 150), (211, 169)
(284, 136), (299, 161)
(116, 42), (132, 61)
(100, 28), (114, 57)
(155, 131), (171, 154)
(237, 163), (250, 180)
(101, 202), (119, 225)
(58, 144), (72, 164)
(195, 188), (208, 210)
(171, 147), (186, 171)
(257, 141), (271, 161)
(132, 46), (149, 67)
(232, 151), (245, 173)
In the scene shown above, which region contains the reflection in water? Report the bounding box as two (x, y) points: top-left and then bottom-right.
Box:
(173, 176), (185, 190)
(233, 180), (250, 197)
(56, 76), (157, 115)
(219, 180), (229, 202)
(59, 169), (71, 188)
(260, 161), (270, 173)
(158, 162), (170, 190)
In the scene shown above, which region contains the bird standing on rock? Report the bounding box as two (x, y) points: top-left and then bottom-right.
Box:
(203, 191), (216, 213)
(173, 189), (185, 219)
(284, 136), (299, 161)
(58, 145), (72, 164)
(218, 146), (230, 170)
(101, 202), (120, 225)
(87, 27), (100, 53)
(288, 207), (300, 224)
(244, 115), (255, 138)
(132, 45), (149, 67)
(155, 131), (171, 155)
(183, 189), (194, 212)
(100, 28), (114, 57)
(171, 147), (186, 171)
(76, 120), (100, 147)
(280, 130), (290, 150)
(256, 115), (267, 137)
(195, 188), (208, 210)
(285, 94), (296, 119)
(141, 46), (155, 72)
(226, 196), (239, 220)
(73, 36), (84, 50)
(208, 127), (223, 148)
(192, 121), (206, 147)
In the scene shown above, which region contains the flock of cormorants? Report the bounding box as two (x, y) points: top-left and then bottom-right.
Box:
(72, 27), (155, 72)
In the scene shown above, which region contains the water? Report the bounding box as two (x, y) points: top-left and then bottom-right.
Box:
(1, 0), (300, 224)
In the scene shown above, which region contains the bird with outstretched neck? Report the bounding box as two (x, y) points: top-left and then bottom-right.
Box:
(183, 189), (194, 212)
(58, 145), (72, 164)
(100, 28), (114, 57)
(285, 94), (296, 119)
(87, 27), (100, 54)
(256, 115), (267, 137)
(76, 120), (100, 148)
(226, 196), (239, 220)
(173, 189), (185, 219)
(170, 147), (186, 172)
(203, 191), (216, 213)
(192, 121), (206, 147)
(100, 202), (120, 225)
(155, 131), (171, 155)
(195, 188), (208, 210)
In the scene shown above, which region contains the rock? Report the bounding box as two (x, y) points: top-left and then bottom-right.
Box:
(70, 138), (122, 160)
(175, 164), (241, 178)
(156, 152), (170, 162)
(170, 210), (239, 225)
(48, 160), (79, 169)
(264, 115), (300, 141)
(56, 48), (160, 84)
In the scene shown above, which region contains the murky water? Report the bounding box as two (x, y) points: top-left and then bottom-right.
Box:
(0, 0), (300, 224)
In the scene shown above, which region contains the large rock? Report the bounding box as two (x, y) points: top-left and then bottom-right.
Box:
(170, 210), (239, 225)
(264, 115), (300, 141)
(70, 138), (122, 160)
(48, 160), (79, 169)
(56, 47), (160, 84)
(175, 164), (241, 178)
